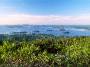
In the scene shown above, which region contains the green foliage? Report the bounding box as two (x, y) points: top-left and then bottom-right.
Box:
(0, 34), (90, 67)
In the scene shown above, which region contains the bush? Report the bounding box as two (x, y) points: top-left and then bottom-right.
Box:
(0, 35), (90, 67)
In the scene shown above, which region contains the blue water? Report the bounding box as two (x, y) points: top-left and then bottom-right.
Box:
(0, 25), (90, 36)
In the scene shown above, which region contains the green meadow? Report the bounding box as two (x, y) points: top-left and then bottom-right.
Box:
(0, 34), (89, 67)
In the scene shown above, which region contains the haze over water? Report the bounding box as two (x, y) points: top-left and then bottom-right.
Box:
(0, 25), (90, 36)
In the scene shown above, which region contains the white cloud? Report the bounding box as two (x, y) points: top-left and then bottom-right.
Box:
(0, 13), (90, 25)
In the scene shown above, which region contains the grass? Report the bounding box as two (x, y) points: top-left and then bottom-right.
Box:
(0, 34), (89, 67)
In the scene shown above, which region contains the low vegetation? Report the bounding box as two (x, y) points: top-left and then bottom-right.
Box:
(0, 34), (89, 67)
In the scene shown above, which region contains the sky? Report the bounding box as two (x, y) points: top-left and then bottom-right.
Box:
(0, 0), (90, 25)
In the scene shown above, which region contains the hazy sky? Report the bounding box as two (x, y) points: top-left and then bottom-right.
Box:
(0, 0), (90, 25)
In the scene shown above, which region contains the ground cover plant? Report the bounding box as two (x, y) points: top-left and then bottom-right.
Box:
(0, 34), (89, 67)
